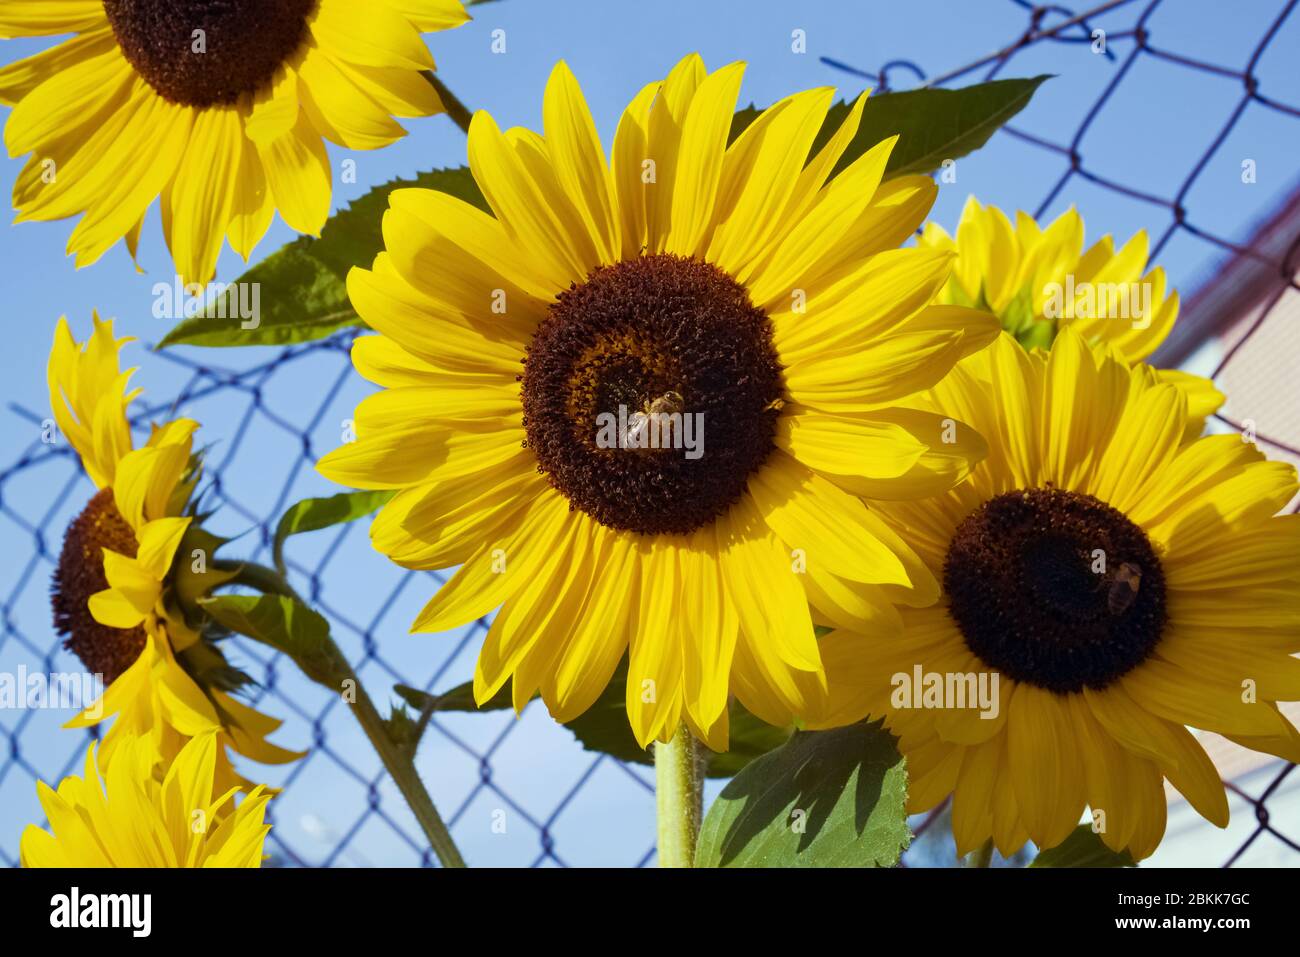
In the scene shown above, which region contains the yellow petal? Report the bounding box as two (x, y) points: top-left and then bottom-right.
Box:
(311, 0), (434, 70)
(382, 0), (471, 31)
(162, 105), (242, 285)
(226, 128), (275, 261)
(542, 60), (620, 264)
(717, 492), (821, 674)
(408, 490), (571, 632)
(625, 536), (685, 747)
(255, 109), (332, 236)
(245, 64), (299, 144)
(466, 110), (593, 285)
(663, 62), (746, 258)
(611, 81), (659, 260)
(297, 44), (407, 150)
(1006, 684), (1086, 849)
(0, 1), (106, 38)
(707, 87), (834, 274)
(135, 517), (192, 581)
(748, 453), (912, 587)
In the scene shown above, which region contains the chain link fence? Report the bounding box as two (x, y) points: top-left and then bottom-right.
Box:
(1, 0), (1297, 867)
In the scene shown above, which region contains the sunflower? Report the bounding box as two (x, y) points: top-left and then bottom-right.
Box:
(49, 313), (302, 792)
(0, 0), (469, 285)
(317, 54), (1002, 750)
(21, 730), (272, 867)
(920, 198), (1222, 432)
(809, 329), (1300, 859)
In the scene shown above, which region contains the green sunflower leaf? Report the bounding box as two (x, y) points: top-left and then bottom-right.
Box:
(730, 74), (1050, 180)
(394, 680), (511, 715)
(395, 661), (791, 778)
(200, 593), (347, 687)
(1030, 825), (1138, 868)
(272, 489), (396, 574)
(157, 166), (487, 349)
(694, 721), (910, 868)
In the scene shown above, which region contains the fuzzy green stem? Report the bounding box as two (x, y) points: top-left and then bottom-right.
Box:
(217, 560), (466, 868)
(655, 723), (703, 867)
(349, 679), (467, 868)
(217, 558), (304, 603)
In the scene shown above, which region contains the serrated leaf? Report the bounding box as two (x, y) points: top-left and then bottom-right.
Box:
(695, 721), (910, 868)
(158, 166), (487, 348)
(397, 660), (790, 777)
(1030, 825), (1137, 868)
(273, 489), (395, 569)
(730, 75), (1049, 181)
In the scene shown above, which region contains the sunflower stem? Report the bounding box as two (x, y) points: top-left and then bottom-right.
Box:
(348, 677), (468, 868)
(215, 559), (307, 605)
(215, 560), (467, 867)
(426, 72), (474, 135)
(655, 723), (703, 867)
(968, 839), (995, 868)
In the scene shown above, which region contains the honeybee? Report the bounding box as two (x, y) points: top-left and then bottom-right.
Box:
(1107, 562), (1141, 615)
(625, 390), (684, 449)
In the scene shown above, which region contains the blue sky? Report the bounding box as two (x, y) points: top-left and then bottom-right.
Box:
(1, 0), (1298, 866)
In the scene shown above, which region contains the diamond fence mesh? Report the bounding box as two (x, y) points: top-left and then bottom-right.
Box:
(1, 0), (1298, 867)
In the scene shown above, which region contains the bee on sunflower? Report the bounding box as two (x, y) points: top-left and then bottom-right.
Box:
(920, 198), (1223, 434)
(49, 313), (302, 794)
(0, 0), (469, 284)
(21, 730), (272, 868)
(810, 328), (1300, 860)
(317, 54), (1002, 753)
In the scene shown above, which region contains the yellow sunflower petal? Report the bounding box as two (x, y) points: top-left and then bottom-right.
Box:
(162, 105), (243, 286)
(1006, 684), (1086, 849)
(543, 60), (620, 264)
(47, 314), (136, 488)
(466, 109), (593, 285)
(707, 87), (834, 275)
(748, 453), (912, 587)
(255, 109), (332, 236)
(408, 490), (571, 633)
(311, 0), (434, 71)
(297, 43), (407, 150)
(663, 61), (746, 258)
(625, 535), (685, 747)
(545, 526), (638, 723)
(717, 492), (822, 673)
(0, 1), (106, 38)
(382, 0), (471, 31)
(1083, 683), (1229, 828)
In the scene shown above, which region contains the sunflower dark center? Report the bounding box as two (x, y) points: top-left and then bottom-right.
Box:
(52, 488), (147, 685)
(103, 0), (316, 107)
(521, 254), (785, 535)
(943, 487), (1167, 693)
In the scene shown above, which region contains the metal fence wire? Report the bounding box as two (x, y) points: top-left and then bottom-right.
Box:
(2, 0), (1299, 868)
